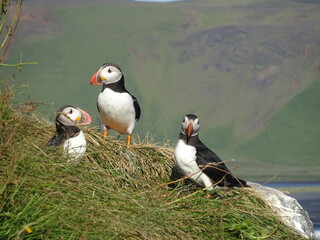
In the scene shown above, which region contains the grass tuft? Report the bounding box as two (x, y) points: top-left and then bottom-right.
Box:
(0, 86), (303, 239)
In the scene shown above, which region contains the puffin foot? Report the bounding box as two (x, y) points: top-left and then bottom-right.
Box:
(103, 129), (109, 139)
(127, 135), (131, 147)
(205, 194), (212, 199)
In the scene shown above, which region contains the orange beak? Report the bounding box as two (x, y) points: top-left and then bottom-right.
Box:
(186, 122), (193, 138)
(90, 71), (99, 85)
(78, 108), (92, 125)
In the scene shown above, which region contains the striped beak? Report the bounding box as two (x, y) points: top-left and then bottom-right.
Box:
(186, 121), (193, 138)
(90, 71), (101, 85)
(77, 108), (92, 125)
(186, 121), (193, 143)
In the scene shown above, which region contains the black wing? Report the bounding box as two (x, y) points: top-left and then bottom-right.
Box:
(195, 142), (248, 187)
(46, 135), (64, 147)
(46, 123), (79, 147)
(97, 101), (100, 113)
(132, 95), (141, 121)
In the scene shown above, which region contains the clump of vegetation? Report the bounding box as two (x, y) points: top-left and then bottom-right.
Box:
(0, 0), (22, 64)
(0, 0), (36, 68)
(0, 85), (303, 239)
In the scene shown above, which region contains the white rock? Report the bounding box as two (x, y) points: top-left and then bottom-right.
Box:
(248, 182), (315, 239)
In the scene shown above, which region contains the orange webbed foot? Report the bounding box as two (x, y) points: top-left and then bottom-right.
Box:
(103, 127), (109, 140)
(126, 135), (132, 147)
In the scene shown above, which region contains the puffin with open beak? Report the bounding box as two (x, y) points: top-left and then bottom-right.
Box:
(90, 63), (141, 146)
(174, 114), (249, 190)
(46, 105), (92, 161)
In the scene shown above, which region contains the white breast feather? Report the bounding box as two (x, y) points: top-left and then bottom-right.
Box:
(174, 139), (214, 190)
(63, 131), (87, 161)
(98, 89), (136, 135)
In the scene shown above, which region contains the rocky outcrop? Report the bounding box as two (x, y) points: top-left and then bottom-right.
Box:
(248, 182), (315, 239)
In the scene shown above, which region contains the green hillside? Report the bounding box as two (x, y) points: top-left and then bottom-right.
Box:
(233, 75), (320, 181)
(2, 0), (320, 181)
(241, 76), (320, 163)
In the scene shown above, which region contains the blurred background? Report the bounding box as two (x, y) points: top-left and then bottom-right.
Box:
(1, 0), (320, 181)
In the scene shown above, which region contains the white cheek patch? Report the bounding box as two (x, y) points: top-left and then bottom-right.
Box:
(100, 68), (109, 78)
(181, 116), (190, 133)
(73, 112), (82, 123)
(58, 115), (73, 125)
(100, 67), (122, 84)
(58, 108), (81, 125)
(192, 119), (200, 136)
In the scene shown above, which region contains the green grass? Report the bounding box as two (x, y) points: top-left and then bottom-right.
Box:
(0, 84), (304, 239)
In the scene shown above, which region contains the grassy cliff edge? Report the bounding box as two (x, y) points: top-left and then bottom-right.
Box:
(0, 85), (303, 239)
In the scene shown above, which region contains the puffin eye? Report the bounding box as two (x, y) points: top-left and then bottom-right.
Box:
(108, 68), (112, 73)
(69, 109), (73, 114)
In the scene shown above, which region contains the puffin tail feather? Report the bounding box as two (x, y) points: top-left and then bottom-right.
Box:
(223, 175), (251, 188)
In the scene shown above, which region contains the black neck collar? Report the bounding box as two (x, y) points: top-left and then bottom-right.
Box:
(46, 121), (81, 147)
(179, 132), (200, 146)
(101, 76), (127, 93)
(56, 121), (80, 138)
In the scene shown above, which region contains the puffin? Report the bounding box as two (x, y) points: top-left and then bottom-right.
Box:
(174, 114), (249, 190)
(46, 105), (92, 161)
(90, 63), (141, 146)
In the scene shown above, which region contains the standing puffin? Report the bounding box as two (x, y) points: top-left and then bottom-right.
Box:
(90, 63), (141, 146)
(46, 105), (92, 161)
(174, 114), (249, 190)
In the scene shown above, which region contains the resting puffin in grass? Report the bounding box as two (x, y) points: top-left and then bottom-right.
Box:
(46, 105), (92, 161)
(90, 63), (141, 146)
(174, 114), (249, 190)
